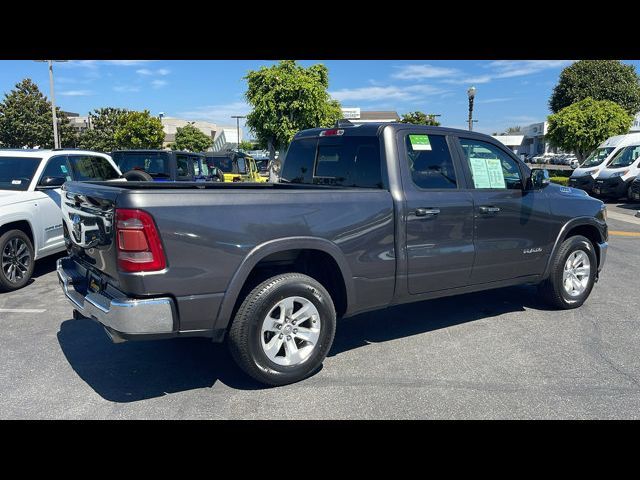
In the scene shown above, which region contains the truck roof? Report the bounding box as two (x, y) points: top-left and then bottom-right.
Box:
(0, 149), (111, 158)
(111, 149), (204, 157)
(294, 122), (490, 139)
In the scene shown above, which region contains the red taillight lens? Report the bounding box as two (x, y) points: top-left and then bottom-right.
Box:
(115, 209), (166, 272)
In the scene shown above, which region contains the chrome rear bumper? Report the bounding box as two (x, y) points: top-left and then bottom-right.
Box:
(56, 257), (176, 336)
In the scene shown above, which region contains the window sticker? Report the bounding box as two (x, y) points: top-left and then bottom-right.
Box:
(11, 179), (22, 185)
(60, 165), (68, 173)
(485, 158), (506, 188)
(469, 157), (506, 189)
(409, 134), (432, 151)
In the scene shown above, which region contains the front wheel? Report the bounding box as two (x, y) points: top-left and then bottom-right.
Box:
(0, 229), (35, 292)
(228, 273), (336, 386)
(538, 235), (597, 309)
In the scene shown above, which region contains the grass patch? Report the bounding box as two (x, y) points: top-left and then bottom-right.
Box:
(550, 176), (570, 186)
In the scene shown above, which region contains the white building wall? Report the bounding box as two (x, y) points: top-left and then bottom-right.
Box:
(631, 112), (640, 132)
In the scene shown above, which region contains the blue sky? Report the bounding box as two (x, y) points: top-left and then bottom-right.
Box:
(2, 60), (639, 137)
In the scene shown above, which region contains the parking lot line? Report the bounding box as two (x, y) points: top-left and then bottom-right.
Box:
(0, 308), (47, 313)
(609, 230), (640, 237)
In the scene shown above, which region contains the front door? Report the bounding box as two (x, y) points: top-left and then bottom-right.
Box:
(401, 131), (475, 294)
(456, 137), (551, 284)
(36, 155), (72, 252)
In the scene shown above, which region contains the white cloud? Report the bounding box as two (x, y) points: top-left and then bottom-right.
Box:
(178, 101), (250, 127)
(478, 97), (513, 104)
(106, 60), (151, 66)
(136, 68), (153, 75)
(486, 60), (572, 79)
(157, 68), (170, 76)
(151, 79), (168, 88)
(329, 84), (449, 102)
(113, 85), (141, 93)
(392, 64), (460, 80)
(443, 75), (493, 85)
(59, 90), (93, 96)
(137, 68), (170, 76)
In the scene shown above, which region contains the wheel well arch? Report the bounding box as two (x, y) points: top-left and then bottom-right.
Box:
(0, 220), (35, 248)
(563, 223), (604, 264)
(215, 238), (354, 331)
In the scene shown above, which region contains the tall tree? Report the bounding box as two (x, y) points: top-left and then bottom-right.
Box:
(113, 110), (165, 149)
(171, 124), (213, 152)
(504, 126), (521, 134)
(77, 107), (129, 152)
(546, 97), (632, 160)
(238, 140), (255, 151)
(244, 60), (342, 162)
(400, 111), (441, 126)
(0, 78), (75, 148)
(550, 60), (640, 115)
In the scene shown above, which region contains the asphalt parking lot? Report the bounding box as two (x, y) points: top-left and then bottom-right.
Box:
(2, 200), (640, 419)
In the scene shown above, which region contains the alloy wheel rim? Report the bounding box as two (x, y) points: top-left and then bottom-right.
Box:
(1, 237), (31, 284)
(260, 296), (321, 366)
(562, 250), (590, 297)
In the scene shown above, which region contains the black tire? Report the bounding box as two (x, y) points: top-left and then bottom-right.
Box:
(538, 235), (597, 309)
(228, 273), (336, 386)
(123, 169), (153, 181)
(0, 229), (35, 292)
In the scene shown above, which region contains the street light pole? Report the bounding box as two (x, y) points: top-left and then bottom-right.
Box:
(231, 115), (246, 151)
(35, 60), (67, 148)
(467, 86), (476, 131)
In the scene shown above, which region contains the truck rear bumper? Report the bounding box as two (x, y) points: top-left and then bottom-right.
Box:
(56, 256), (176, 336)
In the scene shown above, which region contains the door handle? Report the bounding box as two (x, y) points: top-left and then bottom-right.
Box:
(479, 206), (501, 214)
(415, 208), (440, 217)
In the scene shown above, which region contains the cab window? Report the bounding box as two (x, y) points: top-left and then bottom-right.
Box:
(458, 138), (523, 190)
(175, 155), (191, 179)
(405, 134), (457, 189)
(41, 156), (72, 182)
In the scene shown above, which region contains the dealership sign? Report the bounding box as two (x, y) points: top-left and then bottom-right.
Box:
(342, 108), (361, 119)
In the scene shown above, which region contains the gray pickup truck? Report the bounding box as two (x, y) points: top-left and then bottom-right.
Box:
(56, 123), (608, 386)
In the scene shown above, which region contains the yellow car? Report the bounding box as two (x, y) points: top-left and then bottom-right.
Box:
(204, 152), (266, 183)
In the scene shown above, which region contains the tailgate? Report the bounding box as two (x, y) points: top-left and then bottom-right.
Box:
(62, 182), (121, 280)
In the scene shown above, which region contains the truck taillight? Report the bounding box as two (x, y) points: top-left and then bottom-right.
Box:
(319, 128), (344, 137)
(115, 209), (166, 272)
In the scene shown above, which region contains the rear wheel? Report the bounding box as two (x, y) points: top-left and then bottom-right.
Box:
(123, 169), (153, 181)
(0, 230), (35, 292)
(228, 273), (336, 386)
(538, 235), (597, 309)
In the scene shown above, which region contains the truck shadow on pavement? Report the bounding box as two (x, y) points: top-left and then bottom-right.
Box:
(57, 284), (552, 402)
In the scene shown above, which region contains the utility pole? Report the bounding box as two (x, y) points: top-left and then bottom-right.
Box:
(467, 86), (476, 131)
(35, 60), (68, 148)
(231, 115), (246, 151)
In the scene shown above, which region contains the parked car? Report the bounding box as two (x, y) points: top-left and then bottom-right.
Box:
(204, 151), (266, 183)
(570, 133), (640, 194)
(111, 150), (223, 182)
(57, 124), (608, 386)
(629, 176), (640, 202)
(593, 143), (640, 200)
(0, 149), (123, 291)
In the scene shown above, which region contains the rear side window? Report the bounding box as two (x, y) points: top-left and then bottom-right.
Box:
(176, 155), (191, 179)
(282, 136), (382, 188)
(68, 156), (120, 181)
(41, 156), (72, 181)
(405, 134), (457, 189)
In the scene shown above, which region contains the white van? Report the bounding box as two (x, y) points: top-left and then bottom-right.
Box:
(569, 133), (640, 193)
(592, 142), (640, 200)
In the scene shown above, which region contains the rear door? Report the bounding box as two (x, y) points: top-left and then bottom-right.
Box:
(454, 137), (551, 283)
(398, 130), (475, 294)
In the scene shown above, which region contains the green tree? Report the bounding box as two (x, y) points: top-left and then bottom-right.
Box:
(77, 107), (129, 152)
(245, 60), (342, 161)
(505, 126), (521, 134)
(238, 140), (254, 151)
(550, 60), (640, 115)
(0, 78), (76, 148)
(400, 111), (441, 126)
(171, 124), (213, 152)
(546, 97), (632, 160)
(113, 110), (165, 149)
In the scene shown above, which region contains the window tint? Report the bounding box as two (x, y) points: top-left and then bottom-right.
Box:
(41, 156), (72, 181)
(0, 157), (41, 191)
(281, 137), (316, 184)
(176, 155), (190, 179)
(68, 156), (120, 181)
(405, 134), (457, 189)
(459, 138), (523, 190)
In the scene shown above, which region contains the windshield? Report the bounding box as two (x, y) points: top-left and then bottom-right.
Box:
(608, 145), (640, 168)
(581, 147), (615, 167)
(113, 152), (171, 178)
(0, 157), (41, 191)
(208, 157), (238, 173)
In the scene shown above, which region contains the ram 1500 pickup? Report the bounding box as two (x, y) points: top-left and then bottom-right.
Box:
(56, 123), (608, 386)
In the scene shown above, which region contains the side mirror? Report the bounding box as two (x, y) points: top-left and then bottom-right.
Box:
(38, 176), (66, 189)
(530, 168), (550, 189)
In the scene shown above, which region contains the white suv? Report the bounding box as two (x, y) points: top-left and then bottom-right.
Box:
(0, 149), (123, 291)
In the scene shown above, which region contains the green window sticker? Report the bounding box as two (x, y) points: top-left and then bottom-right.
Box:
(485, 158), (506, 188)
(409, 134), (432, 151)
(60, 165), (68, 173)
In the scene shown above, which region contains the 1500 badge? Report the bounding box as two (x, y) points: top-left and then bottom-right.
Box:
(523, 247), (543, 254)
